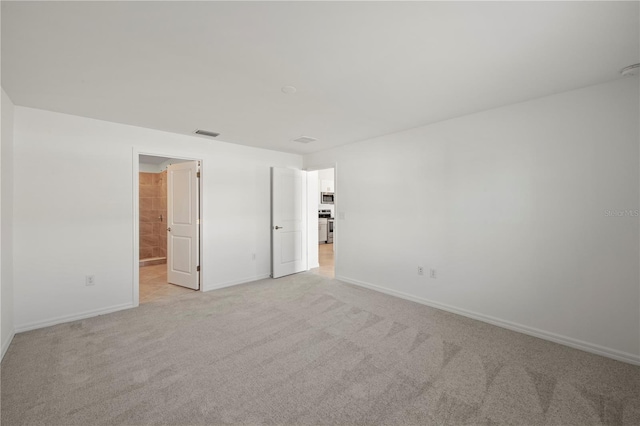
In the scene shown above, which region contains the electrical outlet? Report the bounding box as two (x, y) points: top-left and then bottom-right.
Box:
(418, 266), (424, 276)
(85, 275), (95, 286)
(430, 269), (437, 279)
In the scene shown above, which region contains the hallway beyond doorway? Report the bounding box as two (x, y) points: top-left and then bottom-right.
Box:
(312, 243), (334, 278)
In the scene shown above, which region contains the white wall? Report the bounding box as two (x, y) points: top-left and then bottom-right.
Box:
(305, 77), (640, 364)
(13, 107), (302, 331)
(139, 158), (191, 173)
(158, 158), (191, 172)
(1, 88), (16, 359)
(138, 163), (161, 173)
(317, 169), (334, 184)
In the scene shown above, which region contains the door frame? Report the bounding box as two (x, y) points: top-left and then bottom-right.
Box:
(304, 163), (338, 277)
(132, 147), (205, 307)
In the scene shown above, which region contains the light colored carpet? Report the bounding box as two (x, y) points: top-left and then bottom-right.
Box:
(2, 273), (639, 425)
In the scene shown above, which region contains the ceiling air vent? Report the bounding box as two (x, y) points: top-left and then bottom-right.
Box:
(194, 129), (220, 138)
(293, 136), (317, 144)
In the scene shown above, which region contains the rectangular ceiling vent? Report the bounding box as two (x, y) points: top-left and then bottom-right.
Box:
(194, 129), (220, 138)
(293, 136), (317, 144)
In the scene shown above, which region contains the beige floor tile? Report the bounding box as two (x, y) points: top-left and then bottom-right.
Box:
(139, 264), (195, 304)
(311, 243), (334, 278)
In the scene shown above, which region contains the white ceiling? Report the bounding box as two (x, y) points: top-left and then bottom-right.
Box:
(2, 2), (638, 154)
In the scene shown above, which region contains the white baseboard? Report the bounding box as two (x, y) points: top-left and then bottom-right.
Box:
(1, 329), (15, 361)
(202, 273), (271, 292)
(15, 302), (135, 333)
(337, 275), (640, 366)
(308, 263), (320, 270)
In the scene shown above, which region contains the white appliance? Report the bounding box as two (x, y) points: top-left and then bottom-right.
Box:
(318, 218), (328, 243)
(321, 192), (334, 204)
(319, 209), (332, 244)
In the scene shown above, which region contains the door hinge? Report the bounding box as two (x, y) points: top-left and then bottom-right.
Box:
(197, 171), (200, 178)
(197, 265), (200, 272)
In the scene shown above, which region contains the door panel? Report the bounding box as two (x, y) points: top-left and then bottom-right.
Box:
(272, 167), (307, 278)
(281, 231), (302, 263)
(171, 236), (192, 273)
(171, 171), (192, 224)
(167, 161), (199, 290)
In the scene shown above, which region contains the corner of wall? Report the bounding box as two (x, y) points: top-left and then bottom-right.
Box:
(337, 275), (640, 366)
(1, 329), (15, 361)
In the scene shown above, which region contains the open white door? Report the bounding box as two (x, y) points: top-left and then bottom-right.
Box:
(167, 161), (199, 289)
(271, 167), (307, 278)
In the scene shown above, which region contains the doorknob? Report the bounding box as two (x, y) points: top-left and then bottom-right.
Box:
(274, 226), (283, 230)
(167, 227), (171, 232)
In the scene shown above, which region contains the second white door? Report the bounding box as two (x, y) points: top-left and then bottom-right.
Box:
(271, 167), (307, 278)
(167, 161), (200, 290)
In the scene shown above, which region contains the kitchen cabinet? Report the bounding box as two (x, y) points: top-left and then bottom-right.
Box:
(318, 218), (328, 243)
(320, 179), (334, 193)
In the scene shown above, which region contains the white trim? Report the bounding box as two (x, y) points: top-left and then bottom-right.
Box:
(337, 275), (640, 366)
(1, 329), (15, 361)
(308, 262), (320, 270)
(202, 274), (271, 292)
(132, 148), (206, 301)
(15, 303), (134, 333)
(132, 154), (140, 307)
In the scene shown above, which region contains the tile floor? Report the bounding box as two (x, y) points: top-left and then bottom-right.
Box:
(139, 264), (196, 304)
(311, 243), (335, 278)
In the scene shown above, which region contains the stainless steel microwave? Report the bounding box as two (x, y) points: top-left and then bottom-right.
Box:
(321, 192), (334, 204)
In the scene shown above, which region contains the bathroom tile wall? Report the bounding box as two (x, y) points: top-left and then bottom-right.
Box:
(139, 171), (167, 261)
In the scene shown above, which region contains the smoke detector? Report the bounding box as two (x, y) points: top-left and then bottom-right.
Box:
(281, 85), (297, 94)
(193, 129), (220, 138)
(293, 136), (317, 144)
(620, 63), (639, 77)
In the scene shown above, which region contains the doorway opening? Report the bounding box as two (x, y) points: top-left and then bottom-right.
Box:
(136, 153), (202, 305)
(313, 167), (335, 278)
